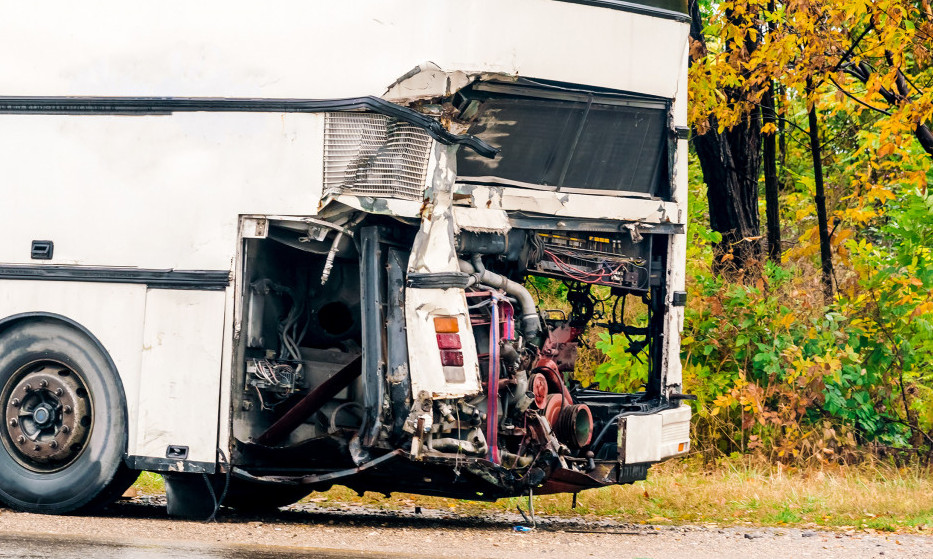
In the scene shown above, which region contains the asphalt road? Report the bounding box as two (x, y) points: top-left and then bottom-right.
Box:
(0, 532), (378, 559)
(1, 497), (931, 559)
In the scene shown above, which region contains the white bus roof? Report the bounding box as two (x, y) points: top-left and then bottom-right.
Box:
(1, 0), (689, 100)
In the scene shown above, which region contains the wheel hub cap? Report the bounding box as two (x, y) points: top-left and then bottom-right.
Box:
(3, 364), (92, 470)
(32, 404), (53, 427)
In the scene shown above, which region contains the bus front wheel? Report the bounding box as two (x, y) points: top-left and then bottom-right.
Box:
(0, 319), (136, 513)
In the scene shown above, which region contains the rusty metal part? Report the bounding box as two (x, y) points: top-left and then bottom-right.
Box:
(524, 411), (552, 445)
(530, 373), (548, 409)
(327, 401), (364, 435)
(555, 404), (593, 449)
(539, 324), (581, 373)
(1, 362), (92, 471)
(535, 463), (617, 495)
(543, 393), (564, 427)
(253, 354), (361, 446)
(532, 359), (572, 405)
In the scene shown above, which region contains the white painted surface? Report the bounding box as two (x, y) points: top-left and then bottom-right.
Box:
(658, 404), (691, 459)
(0, 281), (147, 454)
(622, 405), (690, 464)
(406, 145), (482, 399)
(404, 289), (483, 399)
(1, 1), (689, 100)
(662, 138), (689, 388)
(0, 112), (323, 270)
(464, 185), (684, 225)
(452, 207), (511, 234)
(622, 414), (663, 463)
(661, 42), (691, 390)
(134, 289), (227, 464)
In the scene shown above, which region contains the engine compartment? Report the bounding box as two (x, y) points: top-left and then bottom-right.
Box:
(229, 209), (677, 499)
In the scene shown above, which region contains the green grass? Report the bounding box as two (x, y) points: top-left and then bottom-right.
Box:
(132, 458), (933, 533)
(133, 471), (166, 495)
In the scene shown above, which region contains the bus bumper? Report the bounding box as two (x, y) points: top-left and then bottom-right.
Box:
(619, 404), (691, 464)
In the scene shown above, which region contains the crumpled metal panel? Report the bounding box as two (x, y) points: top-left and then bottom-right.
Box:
(323, 113), (433, 200)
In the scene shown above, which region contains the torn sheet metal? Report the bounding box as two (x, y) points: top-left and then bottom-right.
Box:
(408, 144), (460, 274)
(383, 62), (475, 104)
(462, 184), (684, 225)
(405, 143), (482, 399)
(452, 206), (511, 234)
(330, 194), (425, 218)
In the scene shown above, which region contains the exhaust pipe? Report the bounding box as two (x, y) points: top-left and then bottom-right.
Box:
(459, 256), (541, 341)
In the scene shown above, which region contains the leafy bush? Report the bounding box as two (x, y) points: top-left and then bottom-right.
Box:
(679, 189), (933, 463)
(592, 332), (650, 394)
(587, 155), (933, 464)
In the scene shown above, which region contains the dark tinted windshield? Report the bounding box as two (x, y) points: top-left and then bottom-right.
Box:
(456, 83), (671, 197)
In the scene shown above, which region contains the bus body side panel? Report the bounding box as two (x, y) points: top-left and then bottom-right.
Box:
(0, 282), (147, 455)
(661, 40), (690, 391)
(0, 111), (327, 471)
(134, 289), (228, 468)
(0, 112), (325, 270)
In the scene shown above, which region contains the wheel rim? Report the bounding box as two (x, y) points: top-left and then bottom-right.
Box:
(1, 361), (93, 472)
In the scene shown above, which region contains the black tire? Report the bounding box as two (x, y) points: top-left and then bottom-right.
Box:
(0, 319), (134, 513)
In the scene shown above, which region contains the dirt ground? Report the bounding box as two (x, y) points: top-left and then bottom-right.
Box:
(0, 496), (931, 559)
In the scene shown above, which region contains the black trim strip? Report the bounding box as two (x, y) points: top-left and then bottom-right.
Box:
(126, 455), (215, 474)
(474, 80), (671, 107)
(508, 215), (684, 235)
(407, 272), (472, 290)
(0, 265), (230, 290)
(0, 96), (499, 158)
(553, 0), (690, 22)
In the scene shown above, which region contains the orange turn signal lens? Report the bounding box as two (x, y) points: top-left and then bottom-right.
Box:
(433, 316), (459, 333)
(678, 442), (685, 452)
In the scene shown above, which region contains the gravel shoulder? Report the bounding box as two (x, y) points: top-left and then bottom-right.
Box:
(0, 497), (930, 559)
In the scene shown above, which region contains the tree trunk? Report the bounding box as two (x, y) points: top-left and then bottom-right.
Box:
(689, 0), (763, 276)
(806, 79), (834, 302)
(762, 0), (781, 263)
(778, 83), (787, 179)
(762, 82), (781, 263)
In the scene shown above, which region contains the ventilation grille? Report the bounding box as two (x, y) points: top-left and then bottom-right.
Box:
(324, 113), (433, 200)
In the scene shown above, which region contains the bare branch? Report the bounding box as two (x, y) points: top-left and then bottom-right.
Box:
(827, 75), (893, 116)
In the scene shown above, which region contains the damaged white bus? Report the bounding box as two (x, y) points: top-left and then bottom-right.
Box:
(0, 0), (692, 516)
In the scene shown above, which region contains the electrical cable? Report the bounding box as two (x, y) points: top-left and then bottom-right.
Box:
(204, 448), (232, 523)
(201, 472), (218, 522)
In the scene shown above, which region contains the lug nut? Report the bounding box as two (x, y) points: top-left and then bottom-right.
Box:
(55, 388), (63, 396)
(23, 384), (32, 392)
(16, 436), (25, 444)
(63, 405), (72, 415)
(11, 398), (20, 407)
(39, 379), (48, 388)
(9, 419), (17, 427)
(33, 444), (40, 451)
(49, 440), (58, 449)
(61, 425), (71, 434)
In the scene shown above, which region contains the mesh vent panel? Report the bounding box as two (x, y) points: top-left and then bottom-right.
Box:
(324, 113), (433, 200)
